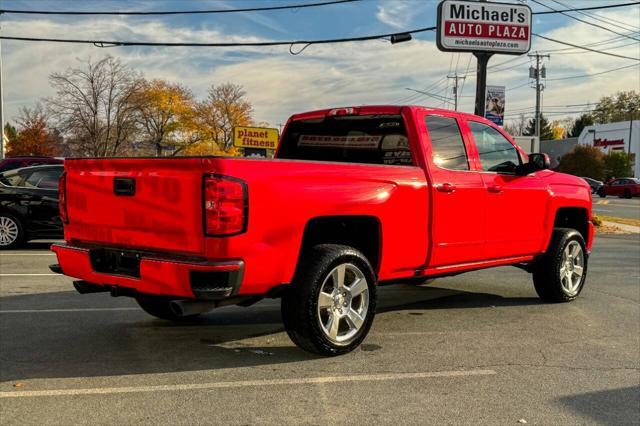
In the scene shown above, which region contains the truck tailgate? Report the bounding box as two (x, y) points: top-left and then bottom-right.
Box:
(64, 158), (206, 255)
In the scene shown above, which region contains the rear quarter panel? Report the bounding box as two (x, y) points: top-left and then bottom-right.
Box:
(203, 158), (429, 294)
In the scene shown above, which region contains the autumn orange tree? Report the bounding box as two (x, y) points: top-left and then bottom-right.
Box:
(6, 106), (60, 156)
(131, 79), (200, 156)
(195, 83), (253, 153)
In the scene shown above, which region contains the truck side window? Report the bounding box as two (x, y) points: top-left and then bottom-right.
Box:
(468, 121), (520, 174)
(425, 116), (469, 170)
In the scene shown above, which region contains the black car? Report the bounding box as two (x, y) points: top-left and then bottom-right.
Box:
(580, 177), (603, 194)
(0, 165), (64, 249)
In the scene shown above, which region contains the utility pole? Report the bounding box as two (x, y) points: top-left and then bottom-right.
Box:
(528, 52), (550, 139)
(473, 0), (492, 118)
(447, 74), (466, 111)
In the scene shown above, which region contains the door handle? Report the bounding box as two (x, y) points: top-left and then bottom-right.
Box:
(487, 184), (502, 193)
(436, 183), (456, 193)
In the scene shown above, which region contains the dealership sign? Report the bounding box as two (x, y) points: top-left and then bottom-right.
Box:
(437, 0), (532, 55)
(233, 126), (279, 150)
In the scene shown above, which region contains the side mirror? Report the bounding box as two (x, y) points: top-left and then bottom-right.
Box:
(529, 153), (551, 170)
(515, 153), (550, 176)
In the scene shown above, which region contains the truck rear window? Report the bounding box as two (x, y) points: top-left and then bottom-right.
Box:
(278, 115), (414, 166)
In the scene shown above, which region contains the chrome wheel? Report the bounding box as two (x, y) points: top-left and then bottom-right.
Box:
(317, 263), (369, 346)
(559, 241), (584, 296)
(0, 216), (19, 247)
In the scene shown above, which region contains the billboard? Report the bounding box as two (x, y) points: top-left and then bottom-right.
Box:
(485, 85), (505, 126)
(437, 0), (532, 55)
(233, 126), (279, 150)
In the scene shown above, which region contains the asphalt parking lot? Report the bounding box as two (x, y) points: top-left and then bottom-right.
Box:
(0, 235), (639, 425)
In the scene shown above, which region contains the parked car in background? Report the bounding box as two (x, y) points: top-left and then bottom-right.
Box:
(0, 164), (64, 248)
(597, 178), (640, 198)
(581, 177), (603, 194)
(0, 156), (63, 173)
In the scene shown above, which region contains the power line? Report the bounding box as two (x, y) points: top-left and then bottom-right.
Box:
(546, 63), (639, 81)
(531, 1), (640, 15)
(551, 0), (640, 33)
(533, 33), (640, 61)
(0, 0), (361, 15)
(0, 26), (436, 48)
(507, 63), (639, 91)
(548, 40), (640, 56)
(2, 0), (637, 16)
(540, 31), (640, 53)
(530, 0), (640, 42)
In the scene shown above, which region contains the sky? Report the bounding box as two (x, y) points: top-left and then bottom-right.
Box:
(1, 0), (639, 128)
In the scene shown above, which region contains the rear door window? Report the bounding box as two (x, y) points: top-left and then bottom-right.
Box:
(425, 116), (469, 170)
(0, 170), (25, 186)
(24, 168), (62, 189)
(468, 121), (521, 174)
(278, 115), (414, 166)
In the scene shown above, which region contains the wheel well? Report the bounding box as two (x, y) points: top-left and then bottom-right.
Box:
(299, 216), (381, 272)
(553, 208), (589, 242)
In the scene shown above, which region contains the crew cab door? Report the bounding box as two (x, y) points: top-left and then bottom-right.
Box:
(463, 120), (549, 258)
(421, 113), (487, 267)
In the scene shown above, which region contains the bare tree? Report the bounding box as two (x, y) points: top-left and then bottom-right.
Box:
(504, 113), (528, 137)
(197, 83), (253, 150)
(47, 57), (141, 157)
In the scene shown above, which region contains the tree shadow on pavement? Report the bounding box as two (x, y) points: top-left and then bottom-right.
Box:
(0, 284), (541, 383)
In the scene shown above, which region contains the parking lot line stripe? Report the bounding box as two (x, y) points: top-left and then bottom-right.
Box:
(0, 308), (138, 313)
(0, 274), (60, 276)
(0, 369), (496, 398)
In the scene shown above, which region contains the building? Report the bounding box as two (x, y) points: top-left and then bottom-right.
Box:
(578, 120), (639, 177)
(540, 137), (579, 169)
(513, 136), (539, 154)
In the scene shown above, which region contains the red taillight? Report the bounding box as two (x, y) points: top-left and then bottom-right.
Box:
(203, 175), (247, 236)
(59, 171), (68, 224)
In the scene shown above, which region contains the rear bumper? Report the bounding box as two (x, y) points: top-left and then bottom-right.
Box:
(51, 244), (244, 299)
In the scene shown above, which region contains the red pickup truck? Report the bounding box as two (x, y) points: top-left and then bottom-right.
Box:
(51, 105), (593, 355)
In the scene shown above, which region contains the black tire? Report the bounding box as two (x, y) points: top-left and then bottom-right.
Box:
(136, 295), (199, 321)
(0, 213), (25, 250)
(533, 228), (588, 303)
(624, 189), (632, 199)
(281, 244), (377, 356)
(598, 190), (606, 198)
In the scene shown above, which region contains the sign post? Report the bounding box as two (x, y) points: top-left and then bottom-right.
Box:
(473, 52), (492, 117)
(437, 0), (531, 116)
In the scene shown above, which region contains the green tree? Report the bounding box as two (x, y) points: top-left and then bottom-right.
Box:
(569, 113), (594, 137)
(557, 145), (605, 181)
(592, 90), (640, 123)
(524, 114), (554, 140)
(603, 151), (634, 180)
